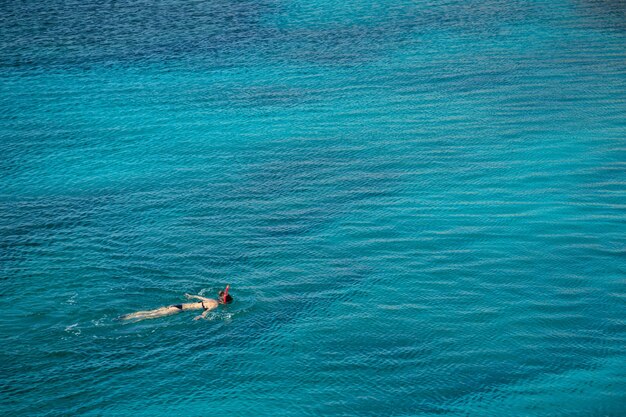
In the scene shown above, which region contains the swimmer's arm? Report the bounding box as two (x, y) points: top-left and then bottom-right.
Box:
(194, 309), (213, 321)
(185, 293), (212, 303)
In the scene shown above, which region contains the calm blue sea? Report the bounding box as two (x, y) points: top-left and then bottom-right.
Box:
(1, 1), (625, 416)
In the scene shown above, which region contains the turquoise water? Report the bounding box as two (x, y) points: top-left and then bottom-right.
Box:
(1, 1), (625, 415)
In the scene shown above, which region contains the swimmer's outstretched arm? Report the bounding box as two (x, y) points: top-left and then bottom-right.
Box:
(194, 310), (209, 320)
(185, 293), (212, 302)
(194, 304), (218, 320)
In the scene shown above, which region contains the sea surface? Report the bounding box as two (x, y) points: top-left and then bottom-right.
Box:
(1, 1), (625, 416)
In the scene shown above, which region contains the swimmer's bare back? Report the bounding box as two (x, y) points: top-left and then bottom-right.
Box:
(122, 287), (231, 321)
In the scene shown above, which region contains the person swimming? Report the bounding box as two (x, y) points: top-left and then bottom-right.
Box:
(122, 285), (232, 321)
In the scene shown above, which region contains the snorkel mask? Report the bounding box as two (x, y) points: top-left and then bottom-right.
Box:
(220, 284), (230, 304)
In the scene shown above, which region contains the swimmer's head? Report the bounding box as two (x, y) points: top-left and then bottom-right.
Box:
(218, 292), (233, 304)
(218, 285), (233, 304)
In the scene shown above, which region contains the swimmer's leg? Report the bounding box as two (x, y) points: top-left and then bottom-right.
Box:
(121, 306), (183, 321)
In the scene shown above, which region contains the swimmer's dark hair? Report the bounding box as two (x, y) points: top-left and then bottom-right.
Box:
(219, 291), (233, 304)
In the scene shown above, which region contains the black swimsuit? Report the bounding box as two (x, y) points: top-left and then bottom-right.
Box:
(172, 302), (206, 311)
